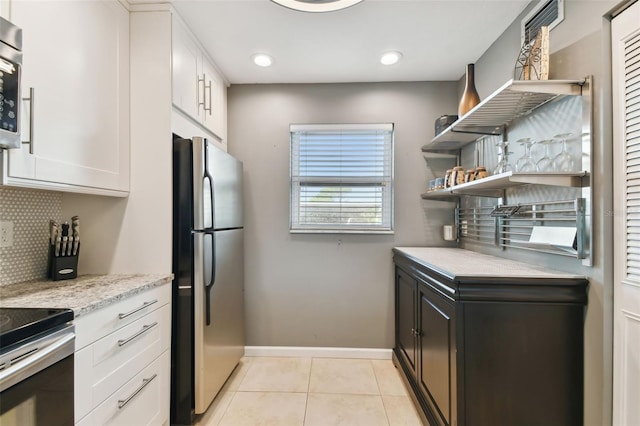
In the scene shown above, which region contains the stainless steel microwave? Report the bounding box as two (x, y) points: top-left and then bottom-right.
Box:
(0, 16), (22, 149)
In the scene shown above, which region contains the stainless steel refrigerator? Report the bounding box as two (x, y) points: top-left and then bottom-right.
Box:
(171, 135), (244, 425)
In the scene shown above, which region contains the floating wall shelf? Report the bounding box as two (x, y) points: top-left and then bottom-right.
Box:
(422, 79), (586, 152)
(421, 171), (589, 200)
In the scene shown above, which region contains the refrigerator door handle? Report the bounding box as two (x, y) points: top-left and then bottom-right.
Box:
(192, 137), (215, 231)
(194, 231), (215, 330)
(203, 141), (215, 230)
(200, 231), (216, 326)
(203, 140), (216, 326)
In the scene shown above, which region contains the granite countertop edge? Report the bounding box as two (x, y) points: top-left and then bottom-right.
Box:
(0, 274), (174, 318)
(393, 247), (587, 280)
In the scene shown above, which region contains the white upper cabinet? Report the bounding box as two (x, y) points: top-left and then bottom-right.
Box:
(172, 15), (227, 142)
(3, 0), (130, 196)
(172, 19), (202, 124)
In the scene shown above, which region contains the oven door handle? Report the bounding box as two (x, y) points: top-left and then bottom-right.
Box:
(0, 328), (75, 392)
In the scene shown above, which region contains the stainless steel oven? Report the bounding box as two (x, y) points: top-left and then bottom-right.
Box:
(0, 308), (75, 426)
(0, 16), (22, 149)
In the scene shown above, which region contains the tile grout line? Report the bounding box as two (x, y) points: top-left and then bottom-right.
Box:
(371, 359), (392, 426)
(303, 358), (313, 426)
(214, 391), (236, 426)
(212, 357), (253, 425)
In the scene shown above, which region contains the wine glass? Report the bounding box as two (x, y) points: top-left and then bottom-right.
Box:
(535, 139), (555, 172)
(515, 138), (536, 172)
(493, 141), (513, 175)
(552, 133), (576, 172)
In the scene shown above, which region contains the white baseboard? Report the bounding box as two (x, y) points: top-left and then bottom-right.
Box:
(244, 346), (392, 359)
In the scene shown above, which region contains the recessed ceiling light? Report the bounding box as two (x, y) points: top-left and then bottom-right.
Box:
(252, 53), (273, 67)
(380, 51), (403, 66)
(271, 0), (364, 13)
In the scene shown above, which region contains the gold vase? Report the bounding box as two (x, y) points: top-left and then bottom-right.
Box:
(458, 64), (481, 117)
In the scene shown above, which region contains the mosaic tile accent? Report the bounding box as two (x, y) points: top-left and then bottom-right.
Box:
(0, 187), (62, 285)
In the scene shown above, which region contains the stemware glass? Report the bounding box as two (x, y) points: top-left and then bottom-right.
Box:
(535, 139), (556, 171)
(515, 138), (536, 172)
(552, 133), (576, 172)
(493, 141), (513, 175)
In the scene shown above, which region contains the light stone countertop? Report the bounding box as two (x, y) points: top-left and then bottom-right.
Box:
(0, 274), (173, 317)
(393, 247), (586, 280)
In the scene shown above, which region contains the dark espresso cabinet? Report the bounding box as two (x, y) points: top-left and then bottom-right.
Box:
(393, 248), (588, 426)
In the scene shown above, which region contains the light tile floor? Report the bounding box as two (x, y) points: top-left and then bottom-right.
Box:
(195, 356), (423, 426)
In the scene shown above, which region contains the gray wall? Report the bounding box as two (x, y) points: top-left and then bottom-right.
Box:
(460, 2), (618, 425)
(227, 82), (458, 348)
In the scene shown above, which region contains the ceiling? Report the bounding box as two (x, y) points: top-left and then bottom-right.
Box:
(170, 0), (531, 85)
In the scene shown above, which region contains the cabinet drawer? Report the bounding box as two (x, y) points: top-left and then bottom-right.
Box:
(75, 284), (171, 350)
(76, 351), (170, 426)
(75, 304), (171, 420)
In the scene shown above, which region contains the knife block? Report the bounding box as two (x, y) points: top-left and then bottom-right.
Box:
(47, 244), (80, 281)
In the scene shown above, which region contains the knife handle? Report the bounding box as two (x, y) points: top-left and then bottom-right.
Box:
(67, 236), (73, 256)
(61, 236), (68, 257)
(55, 236), (61, 257)
(71, 216), (80, 237)
(72, 237), (79, 256)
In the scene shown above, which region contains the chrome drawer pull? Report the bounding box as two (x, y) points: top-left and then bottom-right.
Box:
(118, 300), (158, 319)
(117, 373), (157, 409)
(117, 322), (158, 347)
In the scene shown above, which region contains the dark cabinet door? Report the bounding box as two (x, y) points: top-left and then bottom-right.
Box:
(418, 283), (456, 426)
(396, 268), (417, 376)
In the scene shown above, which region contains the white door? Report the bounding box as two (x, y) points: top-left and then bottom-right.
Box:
(613, 2), (640, 425)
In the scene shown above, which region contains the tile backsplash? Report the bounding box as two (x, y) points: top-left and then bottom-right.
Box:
(0, 187), (62, 285)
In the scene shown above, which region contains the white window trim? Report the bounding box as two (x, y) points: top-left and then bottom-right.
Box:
(289, 123), (394, 234)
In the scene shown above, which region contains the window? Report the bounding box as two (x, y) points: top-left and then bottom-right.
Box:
(290, 123), (394, 234)
(521, 0), (564, 44)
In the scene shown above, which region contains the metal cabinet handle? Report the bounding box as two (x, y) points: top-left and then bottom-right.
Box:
(21, 87), (34, 154)
(204, 78), (212, 114)
(118, 300), (158, 320)
(117, 322), (158, 347)
(117, 373), (158, 409)
(197, 74), (206, 110)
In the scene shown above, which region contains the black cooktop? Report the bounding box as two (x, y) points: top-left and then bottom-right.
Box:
(0, 307), (74, 350)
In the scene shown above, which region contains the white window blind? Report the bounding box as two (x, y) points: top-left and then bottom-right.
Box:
(290, 123), (394, 234)
(626, 31), (640, 282)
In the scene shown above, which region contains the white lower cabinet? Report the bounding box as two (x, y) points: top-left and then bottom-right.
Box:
(74, 284), (171, 425)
